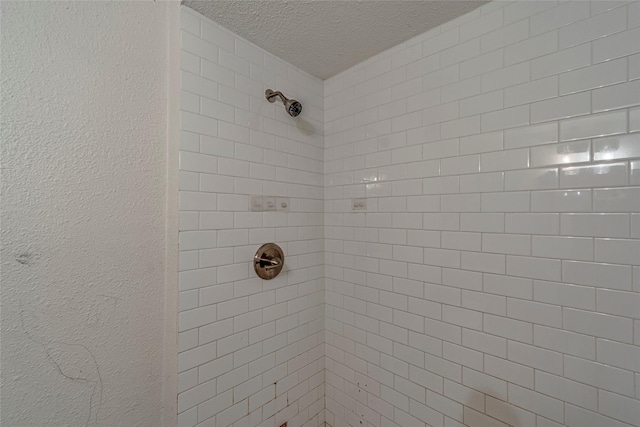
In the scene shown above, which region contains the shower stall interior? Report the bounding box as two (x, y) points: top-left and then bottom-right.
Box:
(177, 2), (640, 427)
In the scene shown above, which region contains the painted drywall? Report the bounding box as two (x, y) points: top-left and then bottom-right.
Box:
(1, 2), (178, 425)
(165, 2), (182, 425)
(177, 7), (324, 427)
(324, 1), (640, 426)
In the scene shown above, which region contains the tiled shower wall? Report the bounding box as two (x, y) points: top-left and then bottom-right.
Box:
(324, 1), (640, 427)
(178, 8), (324, 427)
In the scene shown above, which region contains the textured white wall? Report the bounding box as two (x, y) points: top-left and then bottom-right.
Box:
(1, 2), (177, 425)
(324, 1), (640, 427)
(177, 8), (325, 427)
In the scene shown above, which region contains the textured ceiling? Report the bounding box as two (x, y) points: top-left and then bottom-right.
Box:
(182, 1), (487, 80)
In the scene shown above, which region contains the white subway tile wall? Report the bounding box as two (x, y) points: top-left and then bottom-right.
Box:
(324, 2), (640, 427)
(181, 1), (640, 426)
(179, 7), (324, 427)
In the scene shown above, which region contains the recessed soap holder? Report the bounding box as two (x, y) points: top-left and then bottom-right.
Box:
(254, 243), (285, 280)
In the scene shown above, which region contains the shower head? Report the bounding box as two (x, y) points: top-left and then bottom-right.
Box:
(285, 99), (302, 118)
(265, 89), (302, 117)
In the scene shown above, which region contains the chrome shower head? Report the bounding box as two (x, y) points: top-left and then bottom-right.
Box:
(265, 89), (302, 117)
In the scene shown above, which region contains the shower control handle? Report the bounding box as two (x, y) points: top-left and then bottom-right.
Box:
(254, 243), (285, 280)
(257, 256), (282, 270)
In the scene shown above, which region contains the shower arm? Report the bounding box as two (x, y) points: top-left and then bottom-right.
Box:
(265, 90), (288, 104)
